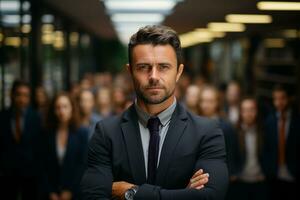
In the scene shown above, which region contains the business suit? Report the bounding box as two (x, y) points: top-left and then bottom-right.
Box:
(0, 107), (42, 200)
(40, 127), (88, 199)
(262, 110), (299, 200)
(81, 103), (228, 200)
(262, 111), (299, 180)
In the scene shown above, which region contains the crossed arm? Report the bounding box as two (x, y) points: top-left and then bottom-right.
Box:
(80, 122), (228, 200)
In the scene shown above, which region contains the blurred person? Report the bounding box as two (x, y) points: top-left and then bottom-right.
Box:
(228, 97), (268, 200)
(184, 85), (200, 114)
(80, 78), (92, 91)
(95, 87), (113, 118)
(263, 85), (299, 200)
(41, 93), (88, 200)
(70, 83), (80, 99)
(224, 81), (242, 125)
(0, 80), (42, 200)
(81, 25), (228, 200)
(198, 85), (241, 180)
(33, 85), (49, 123)
(112, 86), (128, 115)
(78, 89), (101, 139)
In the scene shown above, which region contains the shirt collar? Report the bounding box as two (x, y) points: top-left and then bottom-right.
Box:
(135, 98), (177, 127)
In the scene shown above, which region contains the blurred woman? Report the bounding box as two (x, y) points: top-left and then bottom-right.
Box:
(78, 89), (101, 139)
(198, 85), (241, 180)
(229, 97), (268, 200)
(184, 85), (200, 114)
(41, 93), (88, 200)
(224, 81), (242, 126)
(33, 85), (49, 123)
(95, 87), (113, 118)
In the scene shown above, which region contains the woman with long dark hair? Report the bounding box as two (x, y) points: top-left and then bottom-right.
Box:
(229, 97), (268, 200)
(41, 92), (88, 200)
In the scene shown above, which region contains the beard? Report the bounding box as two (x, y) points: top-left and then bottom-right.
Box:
(134, 81), (175, 105)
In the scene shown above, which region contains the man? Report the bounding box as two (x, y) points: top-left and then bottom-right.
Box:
(263, 85), (299, 200)
(0, 80), (42, 200)
(81, 25), (228, 200)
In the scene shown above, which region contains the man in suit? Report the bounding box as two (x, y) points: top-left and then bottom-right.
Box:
(0, 80), (42, 200)
(263, 85), (299, 200)
(81, 25), (228, 200)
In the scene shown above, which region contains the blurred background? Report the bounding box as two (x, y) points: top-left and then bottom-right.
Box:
(0, 0), (299, 200)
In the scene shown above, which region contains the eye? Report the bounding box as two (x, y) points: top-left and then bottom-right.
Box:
(136, 64), (151, 71)
(158, 64), (170, 71)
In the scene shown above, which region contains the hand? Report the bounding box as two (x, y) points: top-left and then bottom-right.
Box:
(60, 190), (72, 200)
(49, 192), (59, 200)
(187, 169), (209, 190)
(112, 181), (135, 200)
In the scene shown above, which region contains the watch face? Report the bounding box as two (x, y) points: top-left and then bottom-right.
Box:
(125, 190), (134, 200)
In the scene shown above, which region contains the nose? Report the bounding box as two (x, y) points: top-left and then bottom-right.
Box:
(149, 66), (159, 80)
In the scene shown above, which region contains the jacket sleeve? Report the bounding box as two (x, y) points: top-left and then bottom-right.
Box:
(135, 121), (229, 200)
(80, 122), (113, 200)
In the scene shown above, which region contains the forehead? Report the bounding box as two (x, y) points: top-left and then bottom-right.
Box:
(131, 44), (177, 63)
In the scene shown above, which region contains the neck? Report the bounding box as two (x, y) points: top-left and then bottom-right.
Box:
(58, 122), (69, 131)
(137, 96), (175, 116)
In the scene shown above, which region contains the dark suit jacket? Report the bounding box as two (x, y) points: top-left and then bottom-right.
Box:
(0, 107), (42, 177)
(81, 103), (228, 200)
(262, 111), (299, 180)
(41, 127), (88, 198)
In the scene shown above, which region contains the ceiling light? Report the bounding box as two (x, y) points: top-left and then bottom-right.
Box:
(5, 37), (21, 47)
(103, 0), (178, 11)
(21, 24), (31, 33)
(180, 31), (213, 48)
(0, 1), (20, 11)
(111, 13), (164, 23)
(282, 29), (298, 38)
(264, 38), (285, 48)
(226, 14), (272, 24)
(208, 22), (246, 32)
(195, 28), (226, 38)
(257, 1), (300, 11)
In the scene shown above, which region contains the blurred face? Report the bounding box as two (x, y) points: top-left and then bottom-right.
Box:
(35, 87), (47, 106)
(226, 83), (240, 105)
(13, 86), (30, 110)
(55, 96), (73, 124)
(79, 91), (95, 115)
(97, 89), (111, 106)
(273, 90), (288, 113)
(113, 89), (126, 105)
(185, 86), (200, 108)
(199, 89), (219, 117)
(241, 99), (257, 126)
(128, 44), (183, 105)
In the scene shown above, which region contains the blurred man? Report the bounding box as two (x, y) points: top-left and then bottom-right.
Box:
(184, 85), (200, 114)
(224, 81), (241, 125)
(0, 80), (42, 200)
(263, 85), (299, 200)
(78, 89), (101, 139)
(81, 25), (228, 200)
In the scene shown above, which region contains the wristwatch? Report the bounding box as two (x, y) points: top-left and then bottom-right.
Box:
(124, 185), (139, 200)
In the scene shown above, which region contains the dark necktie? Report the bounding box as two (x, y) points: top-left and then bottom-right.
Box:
(278, 112), (286, 166)
(147, 117), (160, 184)
(15, 111), (22, 143)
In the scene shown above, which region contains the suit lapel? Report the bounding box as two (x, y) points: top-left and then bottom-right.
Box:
(156, 104), (188, 185)
(121, 105), (147, 184)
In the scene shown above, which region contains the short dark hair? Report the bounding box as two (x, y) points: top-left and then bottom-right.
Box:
(11, 80), (30, 95)
(128, 25), (183, 66)
(272, 84), (289, 96)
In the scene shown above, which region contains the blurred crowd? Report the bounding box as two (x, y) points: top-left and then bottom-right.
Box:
(0, 71), (299, 200)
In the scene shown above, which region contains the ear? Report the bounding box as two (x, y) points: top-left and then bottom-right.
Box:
(126, 63), (131, 73)
(176, 64), (184, 82)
